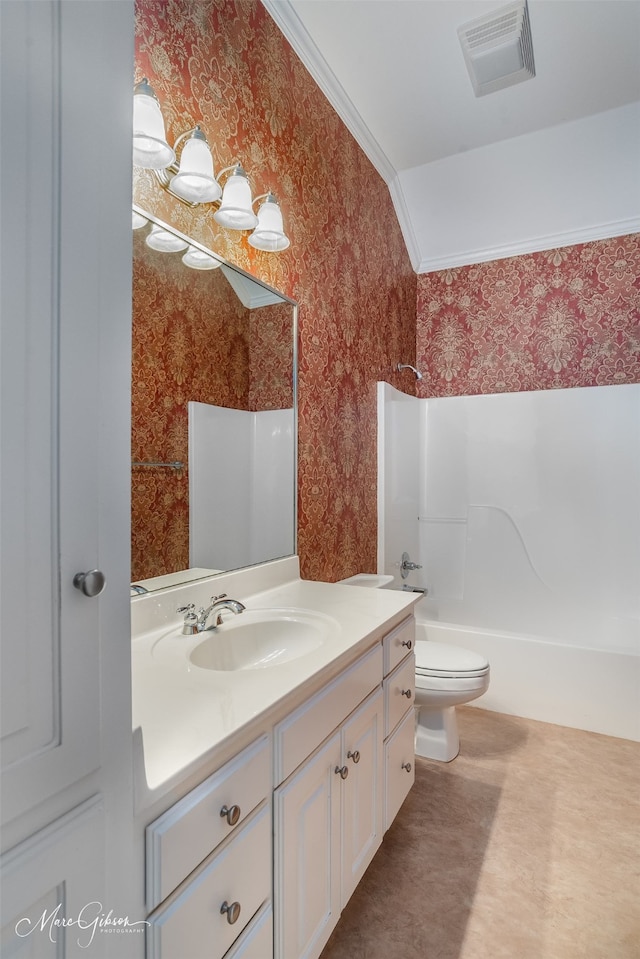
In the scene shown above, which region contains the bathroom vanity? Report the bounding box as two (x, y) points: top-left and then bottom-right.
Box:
(132, 557), (418, 959)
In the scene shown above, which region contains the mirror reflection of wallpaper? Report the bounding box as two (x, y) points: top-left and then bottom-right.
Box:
(131, 228), (293, 581)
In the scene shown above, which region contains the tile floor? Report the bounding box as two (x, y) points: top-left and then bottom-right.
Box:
(320, 707), (640, 959)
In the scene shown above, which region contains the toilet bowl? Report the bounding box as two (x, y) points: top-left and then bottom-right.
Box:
(414, 640), (490, 762)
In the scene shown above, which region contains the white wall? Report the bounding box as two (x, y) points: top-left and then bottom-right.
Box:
(395, 103), (640, 273)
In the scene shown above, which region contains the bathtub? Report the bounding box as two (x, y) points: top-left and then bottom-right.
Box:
(412, 598), (640, 743)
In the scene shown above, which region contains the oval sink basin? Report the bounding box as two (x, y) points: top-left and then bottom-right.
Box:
(152, 607), (337, 672)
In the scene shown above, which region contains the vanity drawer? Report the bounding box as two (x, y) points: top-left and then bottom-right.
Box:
(146, 735), (270, 911)
(384, 707), (415, 831)
(275, 644), (383, 785)
(384, 653), (415, 737)
(383, 616), (415, 676)
(223, 901), (272, 959)
(147, 804), (271, 959)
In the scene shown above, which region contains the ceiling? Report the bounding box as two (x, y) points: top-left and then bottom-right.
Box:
(263, 0), (640, 269)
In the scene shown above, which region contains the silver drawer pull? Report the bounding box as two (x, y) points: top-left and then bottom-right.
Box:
(220, 900), (241, 925)
(347, 750), (360, 764)
(402, 762), (412, 773)
(220, 804), (241, 826)
(401, 638), (412, 650)
(335, 765), (349, 780)
(401, 688), (413, 699)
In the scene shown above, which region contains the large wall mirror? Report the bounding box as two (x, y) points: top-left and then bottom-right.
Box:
(131, 206), (297, 592)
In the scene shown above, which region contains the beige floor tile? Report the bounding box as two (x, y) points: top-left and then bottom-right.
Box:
(320, 707), (640, 959)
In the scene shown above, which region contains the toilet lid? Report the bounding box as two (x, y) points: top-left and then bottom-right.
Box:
(415, 640), (489, 678)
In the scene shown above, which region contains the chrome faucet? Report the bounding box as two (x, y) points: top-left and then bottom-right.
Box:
(177, 594), (246, 634)
(198, 594), (246, 631)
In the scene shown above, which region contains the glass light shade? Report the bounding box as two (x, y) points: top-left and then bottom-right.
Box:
(133, 81), (175, 170)
(169, 129), (222, 204)
(248, 194), (290, 252)
(213, 166), (258, 230)
(132, 210), (148, 230)
(182, 246), (223, 270)
(145, 225), (189, 253)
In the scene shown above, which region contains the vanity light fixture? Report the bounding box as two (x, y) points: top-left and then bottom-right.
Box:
(181, 246), (223, 270)
(213, 165), (259, 230)
(145, 224), (189, 253)
(248, 193), (290, 252)
(132, 77), (290, 251)
(168, 126), (222, 204)
(133, 78), (175, 170)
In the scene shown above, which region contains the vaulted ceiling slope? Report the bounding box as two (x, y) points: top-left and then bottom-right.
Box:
(263, 0), (640, 272)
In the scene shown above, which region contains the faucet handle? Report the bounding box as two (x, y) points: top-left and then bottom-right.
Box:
(177, 603), (198, 635)
(209, 593), (227, 603)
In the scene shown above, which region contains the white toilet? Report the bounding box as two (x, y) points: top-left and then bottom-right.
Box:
(337, 574), (490, 762)
(414, 640), (490, 762)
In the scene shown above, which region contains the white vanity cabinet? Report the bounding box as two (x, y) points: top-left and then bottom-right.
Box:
(145, 737), (272, 959)
(382, 619), (416, 830)
(273, 643), (388, 959)
(140, 614), (416, 959)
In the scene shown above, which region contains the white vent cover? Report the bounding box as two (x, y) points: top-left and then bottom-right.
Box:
(458, 0), (535, 97)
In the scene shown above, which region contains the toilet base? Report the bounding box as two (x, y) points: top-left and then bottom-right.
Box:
(415, 705), (460, 762)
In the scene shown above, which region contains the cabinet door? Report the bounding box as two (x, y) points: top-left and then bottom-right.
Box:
(1, 798), (106, 959)
(274, 733), (341, 959)
(385, 707), (416, 831)
(340, 689), (384, 906)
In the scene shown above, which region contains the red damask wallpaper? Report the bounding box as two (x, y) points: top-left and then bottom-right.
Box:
(416, 235), (640, 397)
(133, 0), (417, 582)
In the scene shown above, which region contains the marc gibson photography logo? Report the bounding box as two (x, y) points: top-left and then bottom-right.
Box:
(15, 901), (150, 949)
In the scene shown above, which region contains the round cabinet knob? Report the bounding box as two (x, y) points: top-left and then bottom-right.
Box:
(401, 688), (413, 699)
(335, 765), (349, 780)
(220, 804), (241, 826)
(402, 762), (412, 773)
(220, 901), (241, 925)
(401, 639), (413, 650)
(73, 569), (106, 597)
(347, 750), (360, 764)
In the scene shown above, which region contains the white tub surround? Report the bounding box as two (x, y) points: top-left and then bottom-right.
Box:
(132, 556), (419, 797)
(378, 382), (640, 741)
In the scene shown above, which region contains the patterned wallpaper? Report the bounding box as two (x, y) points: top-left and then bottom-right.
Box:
(416, 234), (640, 397)
(134, 0), (417, 582)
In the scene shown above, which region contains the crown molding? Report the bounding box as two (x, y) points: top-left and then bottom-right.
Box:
(414, 217), (640, 275)
(261, 0), (397, 185)
(388, 176), (422, 272)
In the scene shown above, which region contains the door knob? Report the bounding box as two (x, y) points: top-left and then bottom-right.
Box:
(401, 688), (412, 699)
(73, 569), (106, 597)
(401, 639), (412, 650)
(335, 765), (349, 780)
(347, 750), (360, 764)
(402, 762), (412, 773)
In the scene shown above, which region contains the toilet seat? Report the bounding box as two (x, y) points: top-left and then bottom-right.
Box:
(415, 640), (489, 679)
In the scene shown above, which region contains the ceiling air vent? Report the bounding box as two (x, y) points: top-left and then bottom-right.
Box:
(458, 0), (535, 97)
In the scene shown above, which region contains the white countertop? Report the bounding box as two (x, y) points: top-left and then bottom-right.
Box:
(131, 558), (418, 796)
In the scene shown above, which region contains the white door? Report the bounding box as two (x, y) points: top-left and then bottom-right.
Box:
(340, 689), (384, 905)
(274, 733), (342, 959)
(1, 0), (135, 954)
